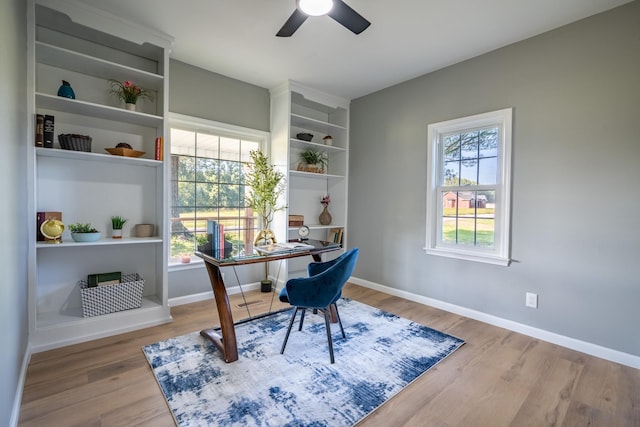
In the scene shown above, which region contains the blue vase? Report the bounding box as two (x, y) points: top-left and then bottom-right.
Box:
(57, 80), (75, 99)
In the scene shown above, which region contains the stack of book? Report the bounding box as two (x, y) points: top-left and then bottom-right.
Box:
(207, 220), (230, 258)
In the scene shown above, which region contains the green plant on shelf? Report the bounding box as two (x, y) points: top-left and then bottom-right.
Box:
(110, 215), (127, 230)
(299, 148), (328, 173)
(68, 223), (99, 233)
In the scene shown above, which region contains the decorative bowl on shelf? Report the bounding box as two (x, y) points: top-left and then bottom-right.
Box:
(296, 132), (313, 141)
(71, 232), (102, 242)
(105, 147), (145, 157)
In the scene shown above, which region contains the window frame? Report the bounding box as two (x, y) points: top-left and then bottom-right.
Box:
(425, 108), (512, 266)
(167, 113), (270, 268)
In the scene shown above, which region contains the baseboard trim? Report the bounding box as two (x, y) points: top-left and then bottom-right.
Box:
(11, 342), (31, 427)
(349, 276), (640, 369)
(169, 282), (262, 307)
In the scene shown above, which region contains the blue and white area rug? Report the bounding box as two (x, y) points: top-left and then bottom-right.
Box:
(143, 298), (464, 427)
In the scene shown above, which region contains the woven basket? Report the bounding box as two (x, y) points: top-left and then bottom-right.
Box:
(133, 224), (154, 238)
(79, 273), (144, 317)
(58, 134), (92, 152)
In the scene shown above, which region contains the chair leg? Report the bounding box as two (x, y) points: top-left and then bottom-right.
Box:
(324, 309), (335, 363)
(280, 307), (298, 355)
(333, 303), (346, 339)
(298, 308), (306, 331)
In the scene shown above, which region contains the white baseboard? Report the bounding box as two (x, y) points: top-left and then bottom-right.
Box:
(11, 342), (32, 427)
(169, 282), (262, 307)
(349, 276), (640, 369)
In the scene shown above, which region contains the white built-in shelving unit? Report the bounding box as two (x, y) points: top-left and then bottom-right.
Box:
(270, 81), (350, 280)
(27, 0), (173, 351)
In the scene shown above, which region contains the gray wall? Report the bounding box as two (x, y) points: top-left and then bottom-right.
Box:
(349, 1), (640, 357)
(168, 60), (271, 298)
(1, 0), (29, 424)
(169, 60), (270, 132)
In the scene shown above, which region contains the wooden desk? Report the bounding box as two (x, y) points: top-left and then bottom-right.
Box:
(195, 240), (341, 363)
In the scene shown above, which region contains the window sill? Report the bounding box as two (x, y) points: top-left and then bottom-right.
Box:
(168, 258), (205, 272)
(424, 247), (510, 266)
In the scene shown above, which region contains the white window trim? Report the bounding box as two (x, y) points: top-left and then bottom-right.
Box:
(167, 113), (270, 270)
(425, 108), (512, 266)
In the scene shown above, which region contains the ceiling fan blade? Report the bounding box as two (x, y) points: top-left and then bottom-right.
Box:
(276, 9), (309, 37)
(327, 0), (371, 34)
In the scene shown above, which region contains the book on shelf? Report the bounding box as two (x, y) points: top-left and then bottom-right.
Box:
(328, 227), (343, 244)
(288, 214), (304, 226)
(43, 115), (54, 148)
(255, 241), (315, 255)
(87, 271), (122, 288)
(155, 137), (163, 161)
(35, 114), (44, 147)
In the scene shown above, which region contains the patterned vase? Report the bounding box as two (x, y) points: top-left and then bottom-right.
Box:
(319, 205), (332, 225)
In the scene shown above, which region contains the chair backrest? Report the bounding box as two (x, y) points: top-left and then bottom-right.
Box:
(285, 248), (359, 309)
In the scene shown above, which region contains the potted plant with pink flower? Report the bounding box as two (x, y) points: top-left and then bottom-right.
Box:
(109, 79), (153, 111)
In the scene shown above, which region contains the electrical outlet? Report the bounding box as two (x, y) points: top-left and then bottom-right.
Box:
(526, 292), (538, 308)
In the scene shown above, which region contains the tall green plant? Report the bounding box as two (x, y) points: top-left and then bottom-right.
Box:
(245, 150), (286, 230)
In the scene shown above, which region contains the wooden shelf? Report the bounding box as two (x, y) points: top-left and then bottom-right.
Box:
(36, 41), (164, 91)
(36, 147), (162, 167)
(36, 237), (162, 249)
(290, 138), (347, 151)
(288, 224), (344, 231)
(36, 93), (163, 128)
(291, 113), (347, 134)
(289, 170), (345, 179)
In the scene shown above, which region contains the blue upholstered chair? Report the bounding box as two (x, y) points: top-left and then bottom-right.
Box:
(279, 248), (359, 363)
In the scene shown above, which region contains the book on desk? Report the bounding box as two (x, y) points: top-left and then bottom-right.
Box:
(254, 242), (315, 255)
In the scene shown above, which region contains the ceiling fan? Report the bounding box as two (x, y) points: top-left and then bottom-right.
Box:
(277, 0), (371, 37)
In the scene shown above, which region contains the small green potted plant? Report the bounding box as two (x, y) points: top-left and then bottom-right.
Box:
(298, 148), (328, 173)
(110, 215), (127, 239)
(68, 222), (101, 242)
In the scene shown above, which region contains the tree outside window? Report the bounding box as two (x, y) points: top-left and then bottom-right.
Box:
(168, 117), (267, 264)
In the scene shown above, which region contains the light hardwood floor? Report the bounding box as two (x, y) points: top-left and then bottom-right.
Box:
(19, 284), (640, 426)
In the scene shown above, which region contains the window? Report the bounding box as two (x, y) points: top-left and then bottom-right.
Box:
(168, 114), (269, 265)
(425, 108), (512, 266)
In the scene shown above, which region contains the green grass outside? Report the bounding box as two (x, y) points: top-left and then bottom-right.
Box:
(170, 209), (254, 257)
(442, 217), (495, 247)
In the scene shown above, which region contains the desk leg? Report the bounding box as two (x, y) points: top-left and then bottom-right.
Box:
(200, 262), (238, 363)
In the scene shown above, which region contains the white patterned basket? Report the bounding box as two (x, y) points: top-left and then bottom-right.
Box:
(79, 273), (144, 317)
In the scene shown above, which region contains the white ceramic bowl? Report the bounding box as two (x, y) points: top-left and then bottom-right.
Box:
(71, 232), (102, 242)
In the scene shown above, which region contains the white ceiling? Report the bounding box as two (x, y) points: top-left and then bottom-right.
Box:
(79, 0), (632, 100)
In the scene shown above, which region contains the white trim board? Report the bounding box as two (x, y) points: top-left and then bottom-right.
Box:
(11, 343), (32, 427)
(349, 276), (640, 369)
(169, 282), (262, 307)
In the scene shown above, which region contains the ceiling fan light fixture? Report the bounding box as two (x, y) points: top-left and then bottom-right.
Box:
(297, 0), (333, 16)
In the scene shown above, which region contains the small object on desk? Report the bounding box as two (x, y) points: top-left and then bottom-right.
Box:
(297, 225), (310, 241)
(255, 242), (315, 255)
